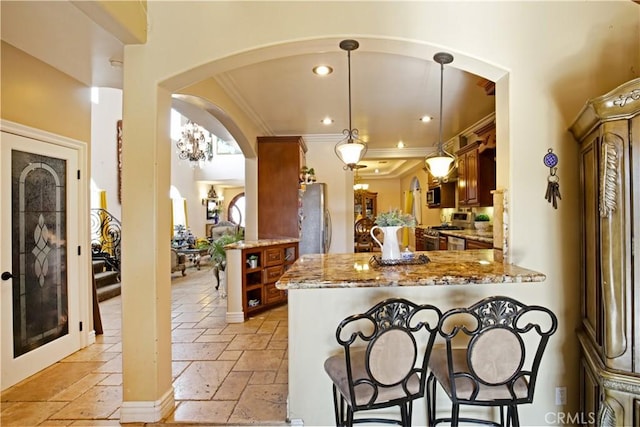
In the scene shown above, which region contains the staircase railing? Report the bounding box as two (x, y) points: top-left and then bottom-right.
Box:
(90, 208), (122, 276)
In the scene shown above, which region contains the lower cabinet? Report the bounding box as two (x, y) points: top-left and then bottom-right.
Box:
(242, 242), (298, 318)
(465, 239), (492, 250)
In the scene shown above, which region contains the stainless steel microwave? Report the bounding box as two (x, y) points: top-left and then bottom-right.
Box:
(426, 187), (440, 206)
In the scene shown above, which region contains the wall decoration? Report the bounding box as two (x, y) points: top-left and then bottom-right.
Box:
(117, 120), (123, 203)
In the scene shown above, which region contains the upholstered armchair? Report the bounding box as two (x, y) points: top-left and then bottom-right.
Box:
(171, 249), (186, 276)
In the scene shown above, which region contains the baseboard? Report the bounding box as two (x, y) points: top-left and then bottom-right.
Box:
(119, 387), (174, 423)
(226, 311), (245, 323)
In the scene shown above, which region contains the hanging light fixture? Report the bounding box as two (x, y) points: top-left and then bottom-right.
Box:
(424, 52), (456, 178)
(335, 39), (367, 170)
(176, 120), (213, 167)
(353, 164), (369, 192)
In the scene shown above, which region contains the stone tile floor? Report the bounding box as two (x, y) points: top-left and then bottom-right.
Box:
(1, 266), (289, 426)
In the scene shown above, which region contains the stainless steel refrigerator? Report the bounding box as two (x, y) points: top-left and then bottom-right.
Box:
(299, 183), (331, 255)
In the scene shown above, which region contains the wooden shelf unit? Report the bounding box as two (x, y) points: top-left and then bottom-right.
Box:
(241, 242), (298, 318)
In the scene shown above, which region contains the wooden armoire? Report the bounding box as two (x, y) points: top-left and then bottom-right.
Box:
(570, 78), (640, 426)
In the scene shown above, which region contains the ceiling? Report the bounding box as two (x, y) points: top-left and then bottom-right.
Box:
(1, 1), (495, 179)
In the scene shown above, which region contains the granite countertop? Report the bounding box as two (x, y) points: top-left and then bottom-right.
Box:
(226, 238), (299, 250)
(439, 229), (494, 244)
(276, 250), (545, 289)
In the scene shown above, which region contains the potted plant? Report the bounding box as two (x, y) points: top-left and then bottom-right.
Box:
(208, 230), (243, 296)
(474, 213), (491, 231)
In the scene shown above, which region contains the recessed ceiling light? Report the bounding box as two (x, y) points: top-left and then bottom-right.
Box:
(313, 65), (333, 75)
(420, 116), (433, 123)
(321, 117), (334, 125)
(375, 168), (380, 174)
(397, 141), (405, 149)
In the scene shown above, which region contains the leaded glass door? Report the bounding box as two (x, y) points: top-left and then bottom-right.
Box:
(1, 129), (81, 390)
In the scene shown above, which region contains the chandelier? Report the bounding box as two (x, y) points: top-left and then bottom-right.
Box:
(353, 164), (369, 192)
(335, 39), (367, 170)
(176, 120), (213, 167)
(424, 52), (456, 178)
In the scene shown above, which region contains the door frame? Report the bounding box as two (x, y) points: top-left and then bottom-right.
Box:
(0, 120), (92, 390)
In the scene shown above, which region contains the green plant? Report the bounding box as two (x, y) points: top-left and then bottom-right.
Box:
(208, 231), (243, 272)
(475, 214), (490, 222)
(374, 209), (416, 227)
(248, 254), (258, 261)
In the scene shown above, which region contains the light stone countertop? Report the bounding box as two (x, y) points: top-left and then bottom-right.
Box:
(439, 228), (494, 244)
(276, 249), (545, 289)
(225, 238), (299, 250)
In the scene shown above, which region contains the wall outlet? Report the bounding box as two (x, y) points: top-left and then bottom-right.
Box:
(555, 386), (567, 405)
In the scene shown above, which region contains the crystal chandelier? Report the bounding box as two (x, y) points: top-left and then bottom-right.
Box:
(424, 52), (456, 178)
(176, 120), (213, 167)
(335, 39), (367, 170)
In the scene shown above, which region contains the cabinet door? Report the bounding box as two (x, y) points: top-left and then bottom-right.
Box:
(457, 153), (468, 204)
(579, 355), (599, 427)
(580, 135), (603, 350)
(439, 236), (448, 250)
(466, 239), (492, 250)
(465, 149), (479, 205)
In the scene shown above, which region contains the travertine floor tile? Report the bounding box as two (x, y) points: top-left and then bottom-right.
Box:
(213, 372), (252, 400)
(0, 401), (67, 426)
(249, 371), (277, 385)
(50, 373), (110, 401)
(1, 266), (289, 426)
(228, 384), (288, 424)
(218, 350), (243, 361)
(172, 360), (235, 400)
(172, 342), (228, 361)
(233, 349), (286, 371)
(1, 362), (103, 402)
(166, 400), (235, 424)
(50, 386), (121, 419)
(226, 334), (271, 351)
(171, 328), (205, 343)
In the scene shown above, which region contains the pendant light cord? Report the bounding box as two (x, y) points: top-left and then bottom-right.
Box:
(438, 60), (444, 152)
(347, 49), (353, 139)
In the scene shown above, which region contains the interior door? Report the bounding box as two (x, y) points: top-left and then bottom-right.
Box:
(1, 130), (82, 390)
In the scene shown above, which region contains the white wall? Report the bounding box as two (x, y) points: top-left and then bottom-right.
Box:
(90, 88), (122, 220)
(303, 135), (352, 254)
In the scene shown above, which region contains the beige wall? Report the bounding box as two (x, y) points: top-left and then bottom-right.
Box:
(1, 41), (91, 142)
(366, 177), (402, 216)
(116, 1), (639, 423)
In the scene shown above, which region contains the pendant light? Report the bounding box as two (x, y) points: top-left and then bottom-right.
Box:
(335, 39), (367, 170)
(425, 52), (456, 178)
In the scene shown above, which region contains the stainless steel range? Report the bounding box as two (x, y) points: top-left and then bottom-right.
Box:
(424, 212), (475, 250)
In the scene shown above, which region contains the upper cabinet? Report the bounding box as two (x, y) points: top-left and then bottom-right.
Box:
(355, 191), (377, 220)
(257, 136), (306, 239)
(456, 122), (496, 207)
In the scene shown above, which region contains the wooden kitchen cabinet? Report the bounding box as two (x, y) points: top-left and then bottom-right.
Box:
(465, 239), (492, 250)
(456, 136), (496, 207)
(242, 242), (298, 318)
(570, 78), (640, 426)
(439, 236), (448, 250)
(258, 136), (306, 238)
(415, 228), (426, 251)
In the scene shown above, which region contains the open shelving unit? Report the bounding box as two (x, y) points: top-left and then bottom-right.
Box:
(241, 242), (298, 318)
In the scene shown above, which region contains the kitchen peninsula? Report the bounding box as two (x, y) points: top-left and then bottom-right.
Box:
(277, 250), (545, 426)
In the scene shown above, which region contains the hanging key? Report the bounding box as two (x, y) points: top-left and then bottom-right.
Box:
(543, 148), (560, 209)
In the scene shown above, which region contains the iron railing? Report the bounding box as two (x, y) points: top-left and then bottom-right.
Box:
(90, 208), (122, 276)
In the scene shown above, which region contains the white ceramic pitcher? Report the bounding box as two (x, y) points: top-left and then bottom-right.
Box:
(370, 225), (402, 260)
